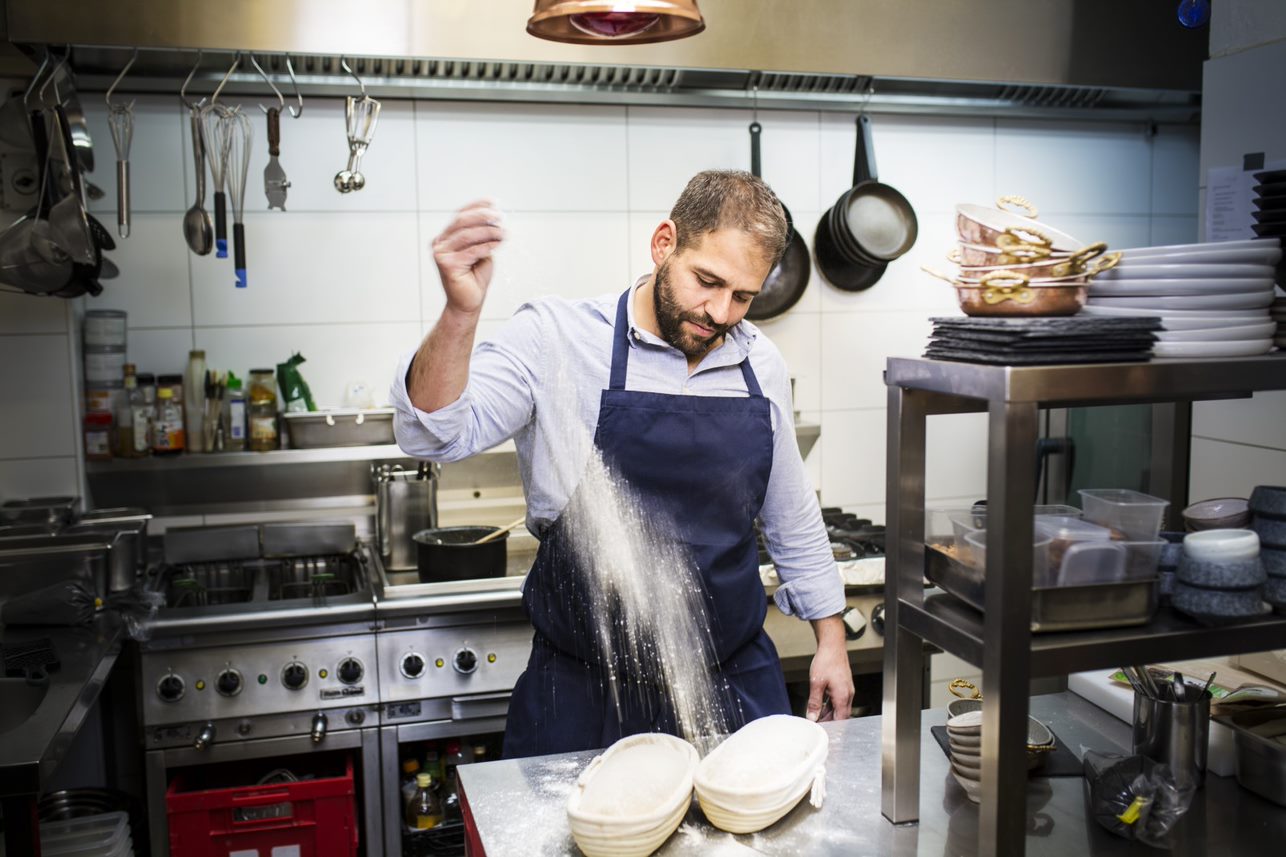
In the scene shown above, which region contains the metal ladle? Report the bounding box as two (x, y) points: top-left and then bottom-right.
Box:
(180, 53), (213, 256)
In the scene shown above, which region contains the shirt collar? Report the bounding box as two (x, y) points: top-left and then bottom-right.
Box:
(624, 275), (758, 361)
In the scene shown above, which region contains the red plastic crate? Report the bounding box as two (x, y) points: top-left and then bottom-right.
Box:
(166, 755), (359, 857)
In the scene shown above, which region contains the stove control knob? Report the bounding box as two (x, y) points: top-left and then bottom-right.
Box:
(337, 657), (363, 685)
(282, 662), (308, 690)
(216, 669), (243, 697)
(194, 721), (216, 751)
(310, 712), (328, 744)
(401, 653), (425, 679)
(156, 673), (185, 703)
(453, 648), (478, 675)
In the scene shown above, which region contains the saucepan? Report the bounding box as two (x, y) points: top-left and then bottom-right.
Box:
(413, 526), (508, 583)
(953, 243), (1120, 280)
(923, 269), (1089, 317)
(745, 121), (810, 321)
(956, 196), (1081, 252)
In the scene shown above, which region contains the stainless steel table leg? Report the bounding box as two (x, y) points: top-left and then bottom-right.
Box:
(145, 749), (170, 857)
(380, 726), (404, 857)
(882, 385), (927, 824)
(978, 399), (1038, 856)
(361, 727), (384, 857)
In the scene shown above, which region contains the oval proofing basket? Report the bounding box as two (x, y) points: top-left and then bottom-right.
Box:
(566, 732), (699, 857)
(695, 715), (829, 834)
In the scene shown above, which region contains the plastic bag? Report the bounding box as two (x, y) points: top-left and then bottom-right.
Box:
(1083, 750), (1195, 848)
(276, 352), (317, 413)
(104, 586), (166, 642)
(1, 581), (97, 626)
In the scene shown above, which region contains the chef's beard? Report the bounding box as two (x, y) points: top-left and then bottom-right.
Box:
(653, 261), (730, 358)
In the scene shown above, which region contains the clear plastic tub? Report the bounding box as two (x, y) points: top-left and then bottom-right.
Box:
(1059, 540), (1165, 586)
(38, 811), (132, 856)
(964, 526), (1055, 586)
(1078, 489), (1170, 541)
(1043, 516), (1112, 573)
(943, 504), (1082, 558)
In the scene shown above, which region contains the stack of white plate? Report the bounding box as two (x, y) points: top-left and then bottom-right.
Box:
(1274, 296), (1286, 348)
(1081, 238), (1282, 358)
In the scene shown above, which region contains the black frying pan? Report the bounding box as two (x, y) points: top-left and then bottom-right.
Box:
(814, 213), (885, 292)
(745, 122), (810, 321)
(829, 114), (917, 264)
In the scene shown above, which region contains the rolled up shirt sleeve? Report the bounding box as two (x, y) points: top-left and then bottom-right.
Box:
(755, 363), (845, 621)
(390, 304), (544, 462)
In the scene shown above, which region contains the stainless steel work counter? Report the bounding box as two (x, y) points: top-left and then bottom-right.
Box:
(0, 613), (123, 854)
(457, 691), (1286, 856)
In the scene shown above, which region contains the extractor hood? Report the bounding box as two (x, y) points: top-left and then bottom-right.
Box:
(3, 0), (1205, 122)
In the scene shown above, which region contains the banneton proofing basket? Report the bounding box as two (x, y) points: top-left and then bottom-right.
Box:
(695, 715), (828, 834)
(566, 733), (698, 857)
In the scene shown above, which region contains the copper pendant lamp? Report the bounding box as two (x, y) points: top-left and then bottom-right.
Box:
(527, 1), (705, 45)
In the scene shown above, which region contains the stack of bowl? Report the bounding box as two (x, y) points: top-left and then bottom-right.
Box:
(1081, 238), (1281, 357)
(1181, 497), (1252, 531)
(1250, 486), (1286, 611)
(1171, 529), (1269, 624)
(929, 196), (1120, 317)
(944, 705), (1056, 804)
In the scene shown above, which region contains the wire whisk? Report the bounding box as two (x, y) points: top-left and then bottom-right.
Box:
(199, 104), (235, 258)
(222, 108), (254, 288)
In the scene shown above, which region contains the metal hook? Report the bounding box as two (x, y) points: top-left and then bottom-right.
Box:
(283, 55), (303, 118)
(105, 48), (139, 110)
(210, 51), (241, 108)
(37, 49), (69, 106)
(23, 49), (52, 109)
(752, 83), (759, 124)
(180, 49), (205, 110)
(858, 83), (874, 117)
(247, 53), (284, 114)
(339, 56), (366, 99)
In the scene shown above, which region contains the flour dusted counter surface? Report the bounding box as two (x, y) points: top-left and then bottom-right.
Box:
(455, 692), (1286, 855)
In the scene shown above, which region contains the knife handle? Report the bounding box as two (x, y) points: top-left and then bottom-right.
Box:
(267, 107), (280, 157)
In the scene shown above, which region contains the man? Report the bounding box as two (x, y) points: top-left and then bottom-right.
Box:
(391, 170), (852, 758)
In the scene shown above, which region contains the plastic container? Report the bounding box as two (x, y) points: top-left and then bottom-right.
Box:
(82, 309), (127, 348)
(37, 809), (133, 856)
(166, 755), (358, 857)
(83, 346), (126, 385)
(1043, 515), (1111, 573)
(964, 526), (1055, 586)
(1079, 489), (1170, 541)
(941, 504), (1081, 556)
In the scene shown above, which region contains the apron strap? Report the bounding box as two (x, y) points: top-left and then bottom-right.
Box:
(608, 289), (632, 391)
(609, 285), (766, 398)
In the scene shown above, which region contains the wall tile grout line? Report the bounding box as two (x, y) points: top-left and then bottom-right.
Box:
(412, 98), (426, 333)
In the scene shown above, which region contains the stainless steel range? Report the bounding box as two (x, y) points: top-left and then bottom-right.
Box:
(137, 520), (537, 857)
(137, 522), (383, 857)
(372, 550), (535, 856)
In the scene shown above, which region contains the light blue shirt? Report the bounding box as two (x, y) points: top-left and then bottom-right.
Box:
(390, 282), (844, 621)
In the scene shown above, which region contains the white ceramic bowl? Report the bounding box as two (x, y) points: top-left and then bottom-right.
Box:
(695, 715), (828, 834)
(567, 732), (698, 857)
(951, 769), (983, 803)
(1183, 528), (1261, 564)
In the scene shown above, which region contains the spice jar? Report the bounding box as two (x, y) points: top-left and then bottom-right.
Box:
(83, 412), (113, 461)
(152, 388), (186, 455)
(247, 368), (279, 452)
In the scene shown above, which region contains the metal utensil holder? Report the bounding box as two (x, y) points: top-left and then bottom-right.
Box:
(373, 461), (438, 571)
(1132, 686), (1211, 791)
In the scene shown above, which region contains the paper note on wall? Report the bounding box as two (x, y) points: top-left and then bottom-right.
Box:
(1205, 158), (1286, 242)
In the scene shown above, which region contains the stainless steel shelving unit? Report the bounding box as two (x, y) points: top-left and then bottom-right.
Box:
(880, 354), (1286, 856)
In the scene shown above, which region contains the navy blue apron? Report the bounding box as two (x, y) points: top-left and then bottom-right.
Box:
(504, 288), (790, 758)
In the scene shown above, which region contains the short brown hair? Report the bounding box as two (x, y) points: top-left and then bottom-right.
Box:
(669, 170), (788, 266)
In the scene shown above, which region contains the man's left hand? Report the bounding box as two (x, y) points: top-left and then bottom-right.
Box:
(806, 615), (854, 721)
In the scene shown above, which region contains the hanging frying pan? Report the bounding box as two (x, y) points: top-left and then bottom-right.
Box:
(745, 122), (810, 321)
(828, 114), (918, 264)
(814, 214), (886, 292)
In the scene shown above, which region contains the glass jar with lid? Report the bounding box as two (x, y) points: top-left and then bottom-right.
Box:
(247, 368), (279, 452)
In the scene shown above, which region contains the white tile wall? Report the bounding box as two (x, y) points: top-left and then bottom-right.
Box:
(0, 334), (76, 458)
(0, 98), (1203, 517)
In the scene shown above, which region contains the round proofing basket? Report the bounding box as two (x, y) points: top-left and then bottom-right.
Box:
(694, 715), (828, 834)
(566, 733), (698, 857)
